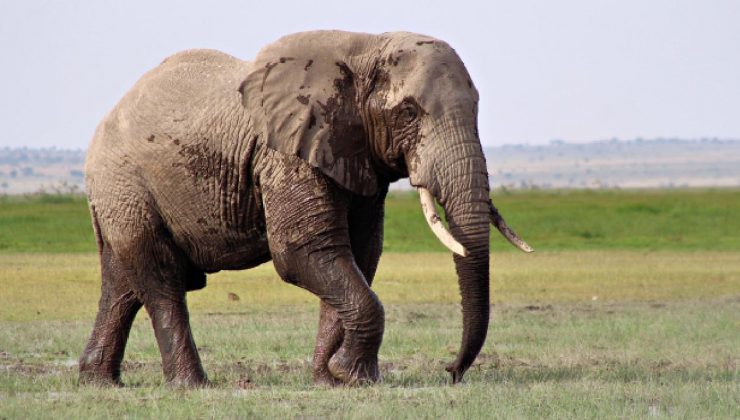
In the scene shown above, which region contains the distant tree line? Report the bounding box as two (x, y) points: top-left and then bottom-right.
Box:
(0, 147), (85, 165)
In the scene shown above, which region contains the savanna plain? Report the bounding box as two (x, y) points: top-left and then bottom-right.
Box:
(0, 189), (738, 418)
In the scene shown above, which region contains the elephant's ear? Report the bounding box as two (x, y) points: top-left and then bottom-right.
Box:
(240, 48), (377, 196)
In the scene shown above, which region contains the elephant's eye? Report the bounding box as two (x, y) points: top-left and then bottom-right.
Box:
(398, 103), (418, 122)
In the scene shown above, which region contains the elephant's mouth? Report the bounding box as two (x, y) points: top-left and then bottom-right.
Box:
(369, 153), (408, 183)
(392, 156), (408, 177)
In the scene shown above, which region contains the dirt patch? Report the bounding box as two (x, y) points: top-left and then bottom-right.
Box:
(521, 304), (553, 312)
(1, 361), (54, 375)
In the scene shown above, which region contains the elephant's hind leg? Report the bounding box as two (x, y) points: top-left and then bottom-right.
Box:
(79, 243), (143, 386)
(131, 235), (209, 387)
(143, 293), (207, 387)
(312, 300), (344, 386)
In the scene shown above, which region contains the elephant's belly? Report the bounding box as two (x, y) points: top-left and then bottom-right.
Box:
(156, 167), (271, 272)
(178, 225), (271, 273)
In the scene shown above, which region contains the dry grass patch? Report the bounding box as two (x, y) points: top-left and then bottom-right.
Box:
(1, 251), (738, 321)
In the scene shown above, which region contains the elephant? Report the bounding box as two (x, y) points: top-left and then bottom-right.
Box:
(79, 30), (532, 387)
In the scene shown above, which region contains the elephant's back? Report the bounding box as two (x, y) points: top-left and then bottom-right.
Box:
(86, 48), (250, 157)
(160, 49), (243, 67)
(111, 49), (247, 133)
(85, 48), (250, 191)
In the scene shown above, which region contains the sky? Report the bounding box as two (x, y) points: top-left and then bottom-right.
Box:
(1, 0), (739, 149)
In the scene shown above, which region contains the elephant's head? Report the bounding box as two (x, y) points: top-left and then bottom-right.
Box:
(241, 30), (532, 383)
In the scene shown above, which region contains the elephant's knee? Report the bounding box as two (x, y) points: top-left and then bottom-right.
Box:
(345, 290), (384, 337)
(272, 247), (384, 340)
(270, 250), (300, 285)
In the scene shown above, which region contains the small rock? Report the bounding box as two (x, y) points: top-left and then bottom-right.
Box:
(236, 377), (254, 389)
(228, 292), (240, 301)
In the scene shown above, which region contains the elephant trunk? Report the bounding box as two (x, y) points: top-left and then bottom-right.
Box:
(442, 175), (491, 384)
(411, 119), (492, 383)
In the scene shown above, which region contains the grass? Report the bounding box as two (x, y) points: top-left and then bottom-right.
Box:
(1, 251), (738, 321)
(1, 251), (738, 418)
(2, 188), (740, 253)
(1, 299), (737, 418)
(385, 188), (740, 252)
(0, 194), (91, 253)
(1, 189), (739, 417)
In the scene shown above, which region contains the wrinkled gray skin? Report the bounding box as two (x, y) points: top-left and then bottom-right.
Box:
(81, 31), (501, 387)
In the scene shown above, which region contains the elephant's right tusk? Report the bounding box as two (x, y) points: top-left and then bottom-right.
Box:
(418, 188), (468, 257)
(489, 200), (534, 253)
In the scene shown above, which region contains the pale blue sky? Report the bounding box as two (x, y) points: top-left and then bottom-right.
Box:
(1, 0), (738, 148)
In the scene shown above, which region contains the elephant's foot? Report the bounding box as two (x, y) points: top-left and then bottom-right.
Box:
(78, 365), (124, 387)
(163, 359), (209, 388)
(313, 369), (342, 387)
(78, 370), (125, 387)
(78, 347), (125, 387)
(312, 342), (344, 387)
(327, 346), (380, 385)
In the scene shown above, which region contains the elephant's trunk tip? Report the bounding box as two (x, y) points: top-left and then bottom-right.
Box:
(445, 363), (465, 384)
(489, 201), (534, 253)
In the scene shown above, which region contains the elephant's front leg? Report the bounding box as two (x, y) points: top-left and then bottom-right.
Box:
(260, 159), (384, 385)
(273, 249), (384, 384)
(312, 190), (387, 385)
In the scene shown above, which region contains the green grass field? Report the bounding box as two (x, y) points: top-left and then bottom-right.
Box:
(2, 189), (740, 253)
(1, 190), (738, 418)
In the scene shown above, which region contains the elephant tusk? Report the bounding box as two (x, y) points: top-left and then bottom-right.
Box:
(488, 200), (534, 253)
(418, 188), (468, 257)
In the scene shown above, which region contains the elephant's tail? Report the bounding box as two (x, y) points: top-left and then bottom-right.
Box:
(89, 204), (104, 256)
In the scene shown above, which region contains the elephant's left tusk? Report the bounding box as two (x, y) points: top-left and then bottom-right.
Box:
(418, 188), (468, 257)
(489, 200), (534, 253)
